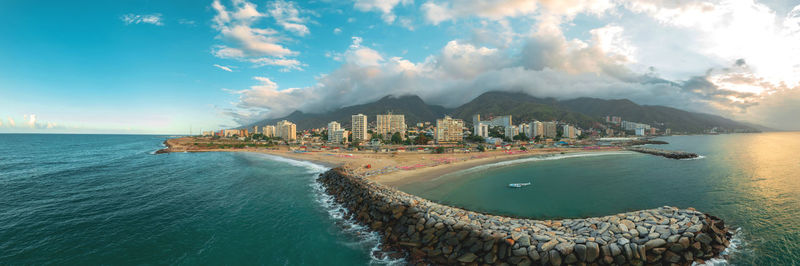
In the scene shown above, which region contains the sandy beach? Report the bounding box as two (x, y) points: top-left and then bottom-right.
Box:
(161, 137), (624, 186)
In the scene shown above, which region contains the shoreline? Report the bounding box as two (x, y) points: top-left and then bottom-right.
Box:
(157, 137), (626, 186)
(373, 150), (635, 187)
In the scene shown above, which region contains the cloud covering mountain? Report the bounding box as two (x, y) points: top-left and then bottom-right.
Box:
(218, 0), (800, 130)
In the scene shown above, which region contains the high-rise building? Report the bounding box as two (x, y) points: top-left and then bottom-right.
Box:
(543, 122), (557, 138)
(504, 125), (519, 138)
(376, 113), (406, 139)
(351, 114), (368, 141)
(327, 121), (341, 142)
(435, 116), (464, 144)
(263, 125), (276, 137)
(475, 123), (489, 138)
(530, 121), (543, 138)
(276, 120), (297, 140)
(665, 128), (671, 135)
(519, 123), (530, 138)
(253, 126), (259, 134)
(331, 129), (348, 143)
(562, 125), (576, 139)
(635, 128), (645, 136)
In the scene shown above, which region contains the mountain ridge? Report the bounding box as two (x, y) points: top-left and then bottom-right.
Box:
(243, 91), (761, 133)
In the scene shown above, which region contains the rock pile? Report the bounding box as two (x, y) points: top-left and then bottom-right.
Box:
(319, 168), (731, 265)
(626, 147), (698, 160)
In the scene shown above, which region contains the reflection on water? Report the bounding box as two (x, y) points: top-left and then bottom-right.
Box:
(399, 132), (800, 265)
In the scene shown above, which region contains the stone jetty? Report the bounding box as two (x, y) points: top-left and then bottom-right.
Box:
(626, 147), (698, 160)
(319, 168), (731, 265)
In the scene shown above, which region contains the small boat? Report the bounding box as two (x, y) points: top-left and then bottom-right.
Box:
(508, 182), (531, 188)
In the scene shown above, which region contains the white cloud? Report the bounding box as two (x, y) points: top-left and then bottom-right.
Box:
(220, 0), (799, 130)
(333, 28), (342, 34)
(213, 64), (234, 72)
(420, 0), (613, 25)
(121, 13), (164, 26)
(268, 0), (310, 36)
(6, 117), (14, 127)
(210, 0), (303, 71)
(354, 0), (413, 23)
(23, 114), (36, 128)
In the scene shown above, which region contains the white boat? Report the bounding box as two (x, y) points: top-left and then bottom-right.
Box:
(508, 182), (531, 188)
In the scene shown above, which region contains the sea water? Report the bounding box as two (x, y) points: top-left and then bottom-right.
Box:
(0, 134), (399, 265)
(399, 132), (800, 265)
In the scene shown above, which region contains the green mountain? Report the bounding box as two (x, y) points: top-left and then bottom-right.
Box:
(558, 97), (761, 133)
(244, 91), (761, 133)
(449, 91), (601, 129)
(244, 95), (450, 130)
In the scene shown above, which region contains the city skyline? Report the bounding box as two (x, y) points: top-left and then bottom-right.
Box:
(2, 0), (800, 134)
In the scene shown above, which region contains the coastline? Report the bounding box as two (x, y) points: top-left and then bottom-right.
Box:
(157, 137), (625, 186)
(157, 136), (734, 265)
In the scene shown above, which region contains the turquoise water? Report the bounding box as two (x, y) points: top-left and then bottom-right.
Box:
(399, 132), (800, 265)
(0, 134), (393, 265)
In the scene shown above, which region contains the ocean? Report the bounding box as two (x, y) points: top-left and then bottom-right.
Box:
(1, 133), (797, 265)
(399, 132), (800, 265)
(0, 134), (398, 265)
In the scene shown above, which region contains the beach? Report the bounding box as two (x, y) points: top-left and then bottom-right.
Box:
(160, 137), (624, 186)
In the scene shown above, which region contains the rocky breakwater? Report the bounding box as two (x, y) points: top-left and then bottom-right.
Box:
(626, 147), (698, 160)
(319, 168), (731, 265)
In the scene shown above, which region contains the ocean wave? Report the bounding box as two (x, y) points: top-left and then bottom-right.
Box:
(693, 227), (744, 266)
(253, 153), (330, 174)
(310, 177), (405, 265)
(681, 155), (706, 161)
(445, 151), (636, 177)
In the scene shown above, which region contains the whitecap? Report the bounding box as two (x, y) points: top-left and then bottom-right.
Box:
(692, 227), (744, 266)
(310, 177), (406, 265)
(444, 151), (636, 177)
(681, 155), (706, 161)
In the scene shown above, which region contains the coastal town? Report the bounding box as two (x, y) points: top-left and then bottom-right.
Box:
(196, 113), (675, 153)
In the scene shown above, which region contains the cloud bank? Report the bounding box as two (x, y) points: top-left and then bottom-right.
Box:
(222, 0), (800, 130)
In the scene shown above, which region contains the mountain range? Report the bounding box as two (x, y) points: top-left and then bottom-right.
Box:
(244, 91), (762, 134)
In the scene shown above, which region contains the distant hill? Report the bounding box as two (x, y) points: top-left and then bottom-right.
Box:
(558, 97), (760, 133)
(244, 95), (450, 130)
(449, 91), (601, 129)
(243, 91), (761, 133)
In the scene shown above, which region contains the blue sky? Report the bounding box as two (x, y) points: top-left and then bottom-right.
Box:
(2, 0), (799, 133)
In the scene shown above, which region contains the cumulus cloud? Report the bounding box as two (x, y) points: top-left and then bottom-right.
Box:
(213, 64), (234, 72)
(6, 117), (15, 127)
(121, 13), (164, 26)
(354, 0), (413, 23)
(268, 0), (310, 36)
(222, 0), (799, 130)
(333, 28), (342, 34)
(210, 0), (304, 71)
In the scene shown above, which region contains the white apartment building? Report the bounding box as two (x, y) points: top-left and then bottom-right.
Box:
(327, 121), (341, 142)
(519, 123), (530, 138)
(529, 121), (543, 138)
(475, 123), (489, 138)
(262, 125), (276, 137)
(276, 120), (297, 141)
(331, 129), (349, 143)
(351, 114), (368, 141)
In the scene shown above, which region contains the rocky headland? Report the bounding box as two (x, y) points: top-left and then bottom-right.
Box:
(319, 168), (731, 265)
(625, 147), (699, 160)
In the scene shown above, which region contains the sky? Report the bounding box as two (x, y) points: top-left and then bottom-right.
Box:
(1, 0), (799, 134)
